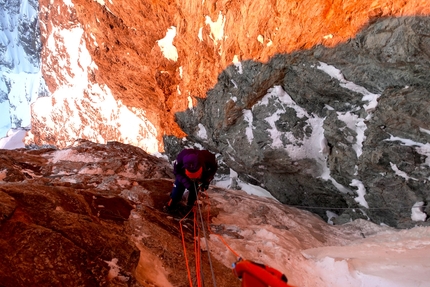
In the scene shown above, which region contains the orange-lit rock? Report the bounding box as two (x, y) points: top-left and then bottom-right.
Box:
(36, 0), (430, 151)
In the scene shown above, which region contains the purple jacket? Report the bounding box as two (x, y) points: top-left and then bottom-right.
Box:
(173, 149), (218, 190)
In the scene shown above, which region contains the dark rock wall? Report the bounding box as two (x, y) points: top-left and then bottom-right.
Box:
(167, 16), (430, 228)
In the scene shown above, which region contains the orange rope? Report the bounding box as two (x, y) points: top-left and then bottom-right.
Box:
(179, 208), (195, 287)
(201, 190), (241, 258)
(179, 189), (241, 287)
(180, 202), (208, 287)
(181, 190), (294, 287)
(194, 209), (203, 287)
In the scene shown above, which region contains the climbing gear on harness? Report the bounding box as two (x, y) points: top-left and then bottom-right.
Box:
(164, 198), (176, 213)
(199, 182), (209, 191)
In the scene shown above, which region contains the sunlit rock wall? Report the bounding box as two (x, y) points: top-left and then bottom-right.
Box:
(32, 0), (429, 152)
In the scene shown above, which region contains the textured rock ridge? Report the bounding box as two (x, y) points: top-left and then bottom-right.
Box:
(0, 140), (243, 286)
(0, 140), (167, 286)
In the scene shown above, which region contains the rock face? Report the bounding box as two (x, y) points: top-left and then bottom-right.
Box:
(168, 16), (430, 228)
(0, 140), (242, 286)
(6, 0), (427, 228)
(4, 141), (407, 287)
(0, 141), (165, 286)
(31, 0), (430, 150)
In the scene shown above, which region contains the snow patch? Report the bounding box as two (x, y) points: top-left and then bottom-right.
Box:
(198, 27), (203, 41)
(302, 225), (430, 287)
(196, 123), (208, 140)
(0, 129), (26, 149)
(104, 258), (121, 280)
(420, 127), (430, 136)
(411, 202), (427, 222)
(385, 135), (430, 168)
(243, 109), (253, 144)
(326, 210), (338, 225)
(336, 112), (366, 158)
(215, 172), (277, 200)
(232, 55), (243, 74)
(350, 179), (369, 208)
(390, 162), (417, 181)
(47, 149), (100, 164)
(157, 26), (178, 62)
(317, 62), (380, 117)
(252, 85), (353, 195)
(205, 12), (225, 43)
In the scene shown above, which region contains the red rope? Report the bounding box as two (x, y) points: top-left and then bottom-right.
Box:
(201, 190), (241, 258)
(179, 208), (194, 287)
(194, 208), (203, 287)
(179, 190), (241, 286)
(181, 190), (294, 287)
(180, 203), (207, 287)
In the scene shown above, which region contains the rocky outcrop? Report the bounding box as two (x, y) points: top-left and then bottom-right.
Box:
(0, 183), (139, 286)
(0, 140), (237, 286)
(167, 16), (430, 228)
(0, 141), (166, 286)
(3, 140), (401, 287)
(0, 140), (252, 286)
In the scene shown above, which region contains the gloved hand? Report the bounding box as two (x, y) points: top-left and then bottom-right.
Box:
(199, 182), (209, 192)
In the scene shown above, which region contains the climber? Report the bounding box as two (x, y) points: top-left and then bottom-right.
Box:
(165, 148), (218, 213)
